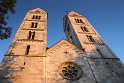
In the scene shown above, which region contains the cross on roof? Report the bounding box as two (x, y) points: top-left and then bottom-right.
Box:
(64, 50), (69, 54)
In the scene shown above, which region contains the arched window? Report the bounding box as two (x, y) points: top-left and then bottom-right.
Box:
(32, 15), (41, 19)
(32, 31), (35, 39)
(75, 19), (84, 23)
(35, 23), (38, 28)
(31, 22), (38, 28)
(28, 31), (35, 40)
(38, 16), (41, 19)
(35, 15), (38, 19)
(31, 22), (34, 28)
(81, 26), (89, 32)
(106, 63), (114, 72)
(80, 19), (83, 23)
(83, 26), (89, 32)
(25, 45), (30, 55)
(86, 35), (95, 42)
(28, 31), (31, 39)
(32, 15), (35, 19)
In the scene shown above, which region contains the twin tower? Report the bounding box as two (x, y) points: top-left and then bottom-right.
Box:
(0, 8), (124, 83)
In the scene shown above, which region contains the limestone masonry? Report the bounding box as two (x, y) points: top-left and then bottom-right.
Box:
(0, 8), (124, 83)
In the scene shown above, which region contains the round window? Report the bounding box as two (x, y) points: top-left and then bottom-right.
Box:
(58, 62), (82, 80)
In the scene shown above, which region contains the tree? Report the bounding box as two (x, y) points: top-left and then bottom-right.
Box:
(0, 0), (16, 40)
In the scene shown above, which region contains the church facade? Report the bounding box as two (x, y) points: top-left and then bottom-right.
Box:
(0, 8), (124, 83)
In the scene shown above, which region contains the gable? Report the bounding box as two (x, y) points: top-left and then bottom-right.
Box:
(46, 39), (84, 62)
(28, 8), (47, 14)
(68, 11), (84, 17)
(45, 39), (90, 82)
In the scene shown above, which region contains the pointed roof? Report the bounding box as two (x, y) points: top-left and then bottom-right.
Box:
(28, 8), (47, 14)
(67, 11), (84, 17)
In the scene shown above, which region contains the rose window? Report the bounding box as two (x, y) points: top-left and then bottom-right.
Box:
(59, 62), (82, 80)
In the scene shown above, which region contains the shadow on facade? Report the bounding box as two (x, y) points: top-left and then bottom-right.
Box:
(71, 39), (124, 83)
(0, 54), (24, 83)
(0, 65), (13, 83)
(45, 39), (124, 83)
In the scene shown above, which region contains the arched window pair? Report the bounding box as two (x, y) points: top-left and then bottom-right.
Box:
(28, 31), (35, 40)
(80, 26), (89, 32)
(86, 35), (95, 42)
(31, 22), (38, 28)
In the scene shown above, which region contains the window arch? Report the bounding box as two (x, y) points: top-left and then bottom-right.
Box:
(86, 35), (95, 42)
(31, 22), (38, 28)
(81, 26), (89, 32)
(106, 63), (114, 72)
(75, 19), (84, 23)
(83, 26), (89, 32)
(32, 15), (41, 19)
(25, 45), (30, 55)
(28, 31), (35, 40)
(35, 15), (38, 19)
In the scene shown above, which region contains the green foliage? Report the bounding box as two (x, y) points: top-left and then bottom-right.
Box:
(0, 0), (16, 40)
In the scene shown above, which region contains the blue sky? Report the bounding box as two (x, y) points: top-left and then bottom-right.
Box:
(0, 0), (124, 63)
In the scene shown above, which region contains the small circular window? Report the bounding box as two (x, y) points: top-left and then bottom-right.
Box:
(58, 62), (82, 80)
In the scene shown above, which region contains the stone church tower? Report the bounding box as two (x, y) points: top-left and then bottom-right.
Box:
(0, 8), (124, 83)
